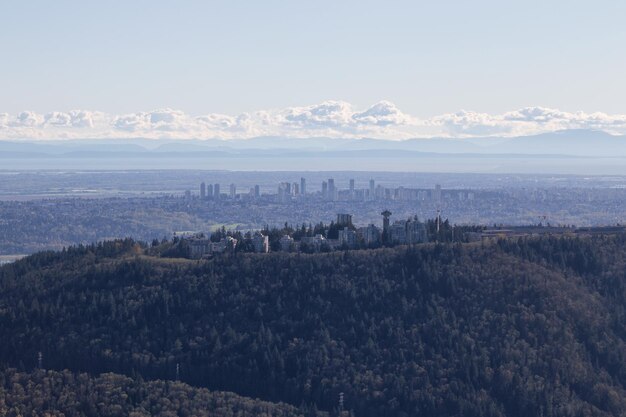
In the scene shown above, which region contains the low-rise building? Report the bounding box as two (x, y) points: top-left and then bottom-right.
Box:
(279, 235), (295, 252)
(251, 232), (269, 253)
(300, 234), (326, 252)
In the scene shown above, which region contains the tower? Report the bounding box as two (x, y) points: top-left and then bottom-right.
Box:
(214, 183), (220, 199)
(381, 210), (392, 244)
(300, 177), (306, 195)
(200, 182), (206, 199)
(328, 178), (335, 201)
(433, 184), (442, 203)
(369, 179), (375, 200)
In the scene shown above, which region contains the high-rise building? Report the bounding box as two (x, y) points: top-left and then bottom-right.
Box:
(358, 224), (381, 246)
(278, 182), (290, 203)
(200, 182), (206, 199)
(433, 184), (442, 203)
(229, 184), (236, 199)
(349, 179), (355, 192)
(338, 227), (358, 248)
(207, 184), (213, 199)
(337, 213), (353, 226)
(254, 184), (260, 198)
(328, 178), (336, 201)
(214, 183), (220, 199)
(293, 183), (299, 195)
(381, 210), (392, 244)
(322, 181), (328, 199)
(300, 177), (306, 195)
(369, 179), (375, 200)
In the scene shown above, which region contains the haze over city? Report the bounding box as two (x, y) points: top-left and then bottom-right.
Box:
(3, 2), (626, 417)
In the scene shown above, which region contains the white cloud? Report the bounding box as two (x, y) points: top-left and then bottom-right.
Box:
(282, 100), (355, 129)
(431, 107), (626, 137)
(2, 102), (626, 140)
(352, 101), (414, 126)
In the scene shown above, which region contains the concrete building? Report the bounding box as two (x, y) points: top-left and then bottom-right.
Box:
(328, 178), (336, 201)
(300, 177), (306, 195)
(254, 185), (260, 198)
(252, 232), (269, 253)
(214, 184), (220, 199)
(211, 236), (238, 253)
(188, 238), (211, 259)
(389, 221), (407, 244)
(207, 184), (213, 199)
(358, 224), (381, 246)
(406, 217), (428, 244)
(381, 210), (392, 243)
(338, 227), (358, 248)
(188, 236), (237, 258)
(279, 235), (295, 252)
(433, 184), (442, 203)
(200, 182), (206, 199)
(336, 213), (353, 226)
(229, 183), (236, 199)
(300, 234), (326, 251)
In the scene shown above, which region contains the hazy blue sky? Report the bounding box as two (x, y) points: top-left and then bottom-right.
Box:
(2, 0), (625, 117)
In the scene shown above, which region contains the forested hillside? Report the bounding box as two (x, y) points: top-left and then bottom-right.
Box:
(0, 368), (320, 417)
(1, 236), (626, 416)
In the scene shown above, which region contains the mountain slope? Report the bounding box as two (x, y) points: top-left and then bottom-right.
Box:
(1, 237), (626, 416)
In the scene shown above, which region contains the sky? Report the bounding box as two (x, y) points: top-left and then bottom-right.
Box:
(1, 0), (626, 140)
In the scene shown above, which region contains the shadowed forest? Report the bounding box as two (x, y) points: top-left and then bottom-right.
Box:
(1, 235), (626, 416)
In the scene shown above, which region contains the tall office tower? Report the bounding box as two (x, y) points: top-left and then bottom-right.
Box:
(300, 177), (306, 195)
(230, 183), (236, 199)
(285, 182), (291, 195)
(369, 179), (375, 200)
(349, 179), (355, 192)
(434, 184), (442, 203)
(381, 210), (392, 244)
(322, 181), (328, 199)
(337, 213), (353, 226)
(207, 184), (213, 199)
(214, 183), (220, 199)
(200, 182), (206, 199)
(293, 183), (299, 195)
(254, 184), (260, 198)
(328, 178), (335, 201)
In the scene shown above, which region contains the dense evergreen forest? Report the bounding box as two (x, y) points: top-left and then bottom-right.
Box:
(0, 368), (320, 417)
(1, 235), (626, 416)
